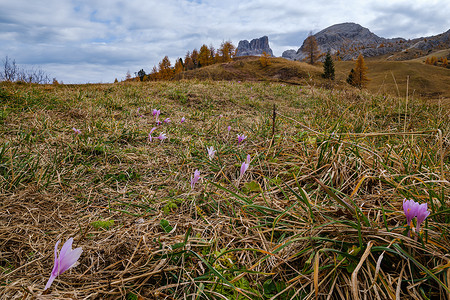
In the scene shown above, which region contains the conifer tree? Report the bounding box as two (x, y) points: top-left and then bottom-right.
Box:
(158, 56), (173, 80)
(259, 51), (271, 67)
(346, 68), (355, 85)
(353, 54), (369, 88)
(190, 49), (199, 68)
(303, 32), (320, 65)
(198, 44), (211, 67)
(137, 69), (146, 81)
(208, 45), (216, 65)
(219, 41), (235, 62)
(322, 51), (335, 80)
(184, 51), (194, 70)
(174, 58), (184, 75)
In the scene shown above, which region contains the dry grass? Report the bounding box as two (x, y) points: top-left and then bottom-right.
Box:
(0, 80), (449, 299)
(335, 59), (450, 100)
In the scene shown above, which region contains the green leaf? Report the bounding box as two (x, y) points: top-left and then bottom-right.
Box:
(160, 219), (173, 233)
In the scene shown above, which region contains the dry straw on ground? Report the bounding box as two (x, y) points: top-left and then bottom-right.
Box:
(0, 80), (449, 299)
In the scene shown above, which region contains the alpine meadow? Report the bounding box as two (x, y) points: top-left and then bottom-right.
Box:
(1, 16), (450, 300)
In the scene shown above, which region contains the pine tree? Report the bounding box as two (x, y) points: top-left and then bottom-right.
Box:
(347, 68), (355, 85)
(137, 69), (146, 81)
(303, 32), (320, 65)
(322, 51), (335, 80)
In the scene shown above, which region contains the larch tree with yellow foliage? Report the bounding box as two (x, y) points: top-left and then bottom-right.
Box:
(219, 41), (235, 62)
(348, 54), (369, 88)
(158, 56), (173, 80)
(303, 32), (320, 65)
(198, 44), (212, 67)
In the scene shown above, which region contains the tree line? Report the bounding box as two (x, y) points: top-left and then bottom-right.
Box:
(131, 33), (370, 89)
(131, 41), (236, 81)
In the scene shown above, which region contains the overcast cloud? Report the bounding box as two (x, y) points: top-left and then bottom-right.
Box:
(1, 0), (449, 83)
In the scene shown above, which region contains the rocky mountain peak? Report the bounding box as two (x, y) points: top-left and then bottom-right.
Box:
(283, 22), (409, 61)
(236, 36), (274, 57)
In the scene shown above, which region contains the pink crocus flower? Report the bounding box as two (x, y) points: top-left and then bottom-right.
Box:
(219, 114), (223, 119)
(237, 134), (247, 144)
(207, 146), (216, 160)
(44, 238), (83, 290)
(72, 127), (81, 135)
(403, 199), (419, 227)
(148, 127), (157, 142)
(163, 118), (171, 124)
(180, 117), (185, 123)
(415, 203), (430, 233)
(191, 169), (201, 189)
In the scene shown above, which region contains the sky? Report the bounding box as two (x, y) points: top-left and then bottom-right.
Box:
(1, 0), (449, 84)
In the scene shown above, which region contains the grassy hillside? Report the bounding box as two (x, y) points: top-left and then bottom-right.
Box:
(0, 81), (449, 299)
(173, 56), (450, 101)
(335, 59), (450, 99)
(174, 56), (324, 83)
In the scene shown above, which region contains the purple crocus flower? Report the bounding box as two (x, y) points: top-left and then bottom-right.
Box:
(403, 199), (419, 227)
(157, 133), (167, 140)
(191, 169), (201, 189)
(180, 117), (185, 123)
(240, 161), (249, 178)
(237, 134), (247, 144)
(148, 127), (157, 142)
(152, 109), (160, 118)
(44, 238), (82, 290)
(72, 127), (81, 135)
(415, 203), (430, 233)
(227, 126), (231, 133)
(246, 154), (251, 165)
(207, 146), (216, 160)
(163, 118), (171, 124)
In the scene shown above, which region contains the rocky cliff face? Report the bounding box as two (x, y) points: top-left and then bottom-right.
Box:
(282, 23), (450, 61)
(236, 36), (274, 57)
(283, 23), (405, 61)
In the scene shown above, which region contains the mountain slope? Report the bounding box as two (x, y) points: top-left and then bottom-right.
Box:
(283, 23), (450, 61)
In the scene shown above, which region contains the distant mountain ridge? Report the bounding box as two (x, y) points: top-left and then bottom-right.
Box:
(282, 22), (450, 61)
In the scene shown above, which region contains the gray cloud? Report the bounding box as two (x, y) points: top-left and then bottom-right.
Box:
(1, 0), (448, 83)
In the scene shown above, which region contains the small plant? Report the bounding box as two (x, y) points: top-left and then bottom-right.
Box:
(90, 220), (115, 230)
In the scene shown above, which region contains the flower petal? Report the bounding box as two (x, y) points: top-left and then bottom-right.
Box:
(58, 247), (83, 274)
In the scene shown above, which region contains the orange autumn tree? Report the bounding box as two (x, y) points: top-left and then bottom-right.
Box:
(348, 54), (370, 88)
(303, 32), (320, 65)
(198, 44), (212, 67)
(158, 56), (173, 80)
(259, 51), (271, 67)
(219, 41), (235, 62)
